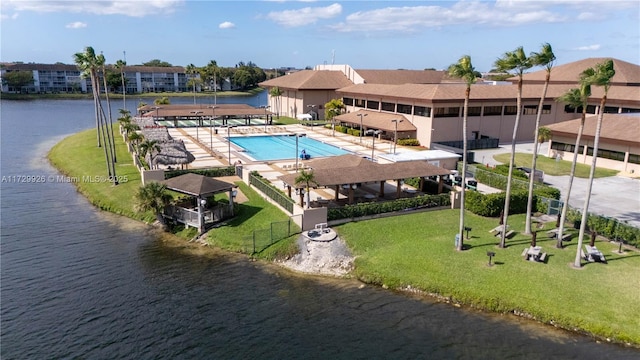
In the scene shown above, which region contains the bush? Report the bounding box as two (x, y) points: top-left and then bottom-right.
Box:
(328, 194), (450, 221)
(398, 138), (420, 146)
(465, 190), (541, 217)
(165, 166), (235, 179)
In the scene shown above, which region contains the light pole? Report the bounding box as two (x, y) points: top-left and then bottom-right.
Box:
(191, 110), (203, 142)
(357, 113), (367, 143)
(208, 106), (217, 151)
(391, 119), (403, 154)
(295, 133), (306, 172)
(260, 105), (271, 132)
(153, 106), (161, 123)
(369, 129), (380, 161)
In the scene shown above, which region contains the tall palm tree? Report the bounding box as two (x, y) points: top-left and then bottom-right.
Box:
(97, 52), (118, 166)
(574, 59), (615, 268)
(524, 43), (556, 235)
(448, 55), (477, 251)
(555, 77), (592, 248)
(115, 59), (127, 110)
(205, 60), (219, 104)
(185, 63), (198, 104)
(269, 86), (283, 118)
(494, 47), (533, 248)
(536, 127), (552, 155)
(73, 47), (101, 147)
(294, 169), (317, 209)
(134, 181), (172, 227)
(138, 139), (161, 169)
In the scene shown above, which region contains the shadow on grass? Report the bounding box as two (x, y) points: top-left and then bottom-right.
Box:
(228, 203), (263, 226)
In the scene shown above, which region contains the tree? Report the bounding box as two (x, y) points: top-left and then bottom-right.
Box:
(97, 52), (119, 167)
(143, 59), (172, 67)
(294, 169), (317, 209)
(138, 139), (161, 169)
(574, 59), (615, 268)
(154, 96), (170, 105)
(555, 78), (592, 249)
(448, 55), (477, 251)
(115, 59), (127, 110)
(325, 99), (345, 137)
(185, 64), (199, 104)
(269, 86), (283, 118)
(2, 70), (34, 92)
(536, 127), (552, 155)
(134, 181), (172, 226)
(524, 43), (556, 235)
(494, 47), (533, 248)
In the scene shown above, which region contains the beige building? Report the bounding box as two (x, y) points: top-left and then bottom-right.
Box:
(260, 58), (640, 151)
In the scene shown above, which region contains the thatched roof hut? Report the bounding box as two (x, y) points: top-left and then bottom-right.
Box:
(152, 140), (195, 166)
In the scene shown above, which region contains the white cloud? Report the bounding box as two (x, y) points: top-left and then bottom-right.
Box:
(219, 21), (235, 29)
(0, 12), (19, 20)
(267, 3), (341, 27)
(574, 44), (601, 51)
(577, 12), (598, 21)
(66, 21), (87, 29)
(1, 0), (184, 17)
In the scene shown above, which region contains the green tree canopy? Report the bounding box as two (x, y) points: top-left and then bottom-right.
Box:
(2, 70), (34, 92)
(142, 59), (173, 67)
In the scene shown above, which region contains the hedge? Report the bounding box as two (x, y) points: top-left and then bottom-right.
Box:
(328, 194), (450, 220)
(165, 166), (236, 179)
(464, 189), (557, 217)
(398, 138), (420, 146)
(565, 208), (639, 248)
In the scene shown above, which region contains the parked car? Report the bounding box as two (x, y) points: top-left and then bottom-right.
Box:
(517, 167), (544, 183)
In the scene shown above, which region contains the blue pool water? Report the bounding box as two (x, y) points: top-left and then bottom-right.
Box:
(229, 135), (350, 161)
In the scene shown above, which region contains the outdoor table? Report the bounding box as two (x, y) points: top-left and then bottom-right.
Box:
(527, 246), (542, 261)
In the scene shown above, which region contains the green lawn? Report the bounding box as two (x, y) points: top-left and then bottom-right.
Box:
(493, 153), (619, 178)
(335, 209), (640, 345)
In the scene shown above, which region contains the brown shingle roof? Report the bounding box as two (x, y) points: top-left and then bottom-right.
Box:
(277, 154), (451, 188)
(354, 69), (454, 84)
(140, 104), (271, 118)
(511, 58), (640, 85)
(546, 113), (640, 147)
(163, 173), (234, 196)
(334, 110), (416, 132)
(259, 70), (353, 90)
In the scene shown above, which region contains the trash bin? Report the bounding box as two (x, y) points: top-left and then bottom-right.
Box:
(455, 234), (460, 248)
(573, 220), (581, 229)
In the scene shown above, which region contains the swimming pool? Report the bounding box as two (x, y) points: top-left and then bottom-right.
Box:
(229, 135), (350, 161)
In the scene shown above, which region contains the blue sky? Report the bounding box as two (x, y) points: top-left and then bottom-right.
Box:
(1, 1), (638, 72)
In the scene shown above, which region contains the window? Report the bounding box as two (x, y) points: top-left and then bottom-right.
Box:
(604, 106), (619, 114)
(355, 98), (365, 107)
(586, 105), (597, 114)
(551, 142), (577, 153)
(522, 105), (538, 115)
(504, 106), (517, 115)
(414, 106), (431, 117)
(629, 154), (640, 164)
(564, 104), (577, 113)
(343, 97), (354, 106)
(467, 106), (481, 116)
(397, 104), (412, 114)
(366, 100), (379, 110)
(587, 147), (626, 161)
(381, 102), (395, 112)
(542, 105), (551, 114)
(483, 106), (502, 116)
(434, 107), (460, 118)
(621, 107), (640, 113)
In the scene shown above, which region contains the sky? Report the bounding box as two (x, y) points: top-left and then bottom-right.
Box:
(1, 0), (639, 72)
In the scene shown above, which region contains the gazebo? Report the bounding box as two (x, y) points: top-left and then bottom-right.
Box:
(162, 173), (236, 233)
(152, 140), (196, 170)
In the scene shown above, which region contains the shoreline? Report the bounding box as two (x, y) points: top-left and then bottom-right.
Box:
(46, 128), (640, 349)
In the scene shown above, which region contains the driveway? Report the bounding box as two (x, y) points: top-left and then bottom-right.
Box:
(473, 143), (640, 228)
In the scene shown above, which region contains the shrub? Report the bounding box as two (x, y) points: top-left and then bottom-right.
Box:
(327, 194), (450, 220)
(165, 166), (235, 179)
(398, 138), (420, 146)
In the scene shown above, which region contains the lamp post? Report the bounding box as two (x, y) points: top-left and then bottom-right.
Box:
(260, 105), (271, 132)
(357, 113), (368, 143)
(369, 129), (380, 161)
(391, 119), (403, 154)
(191, 110), (203, 142)
(207, 106), (217, 151)
(295, 133), (306, 172)
(153, 106), (161, 122)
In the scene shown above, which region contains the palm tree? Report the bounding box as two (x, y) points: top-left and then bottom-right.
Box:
(185, 63), (198, 104)
(115, 59), (127, 110)
(97, 52), (118, 166)
(269, 86), (283, 118)
(154, 96), (170, 105)
(324, 99), (345, 137)
(574, 59), (615, 268)
(138, 139), (161, 169)
(524, 43), (556, 235)
(448, 55), (477, 251)
(536, 127), (552, 155)
(205, 60), (219, 103)
(555, 78), (592, 248)
(294, 169), (317, 209)
(494, 47), (533, 248)
(73, 47), (101, 147)
(134, 181), (172, 227)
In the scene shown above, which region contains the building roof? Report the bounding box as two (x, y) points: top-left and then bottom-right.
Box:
(511, 58), (640, 86)
(163, 173), (235, 197)
(1, 62), (186, 73)
(259, 70), (353, 90)
(379, 150), (461, 163)
(546, 113), (640, 147)
(139, 104), (271, 118)
(277, 154), (451, 188)
(354, 69), (452, 84)
(334, 110), (416, 132)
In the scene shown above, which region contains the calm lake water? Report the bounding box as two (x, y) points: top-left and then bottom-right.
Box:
(1, 97), (638, 359)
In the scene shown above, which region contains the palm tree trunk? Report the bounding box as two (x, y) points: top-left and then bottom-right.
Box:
(90, 72), (102, 148)
(500, 81), (523, 248)
(457, 90), (470, 251)
(575, 97), (606, 267)
(102, 71), (118, 165)
(557, 111), (586, 248)
(525, 72), (550, 234)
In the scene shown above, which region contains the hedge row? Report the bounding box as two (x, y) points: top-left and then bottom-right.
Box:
(165, 166), (236, 179)
(397, 138), (420, 146)
(328, 194), (450, 221)
(565, 208), (639, 248)
(464, 188), (559, 217)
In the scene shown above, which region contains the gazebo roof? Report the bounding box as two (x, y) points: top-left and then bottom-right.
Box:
(277, 154), (451, 188)
(153, 140), (196, 166)
(163, 173), (235, 197)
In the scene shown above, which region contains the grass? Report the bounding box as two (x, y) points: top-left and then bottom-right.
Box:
(48, 126), (155, 223)
(493, 153), (619, 178)
(335, 209), (640, 345)
(49, 127), (640, 346)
